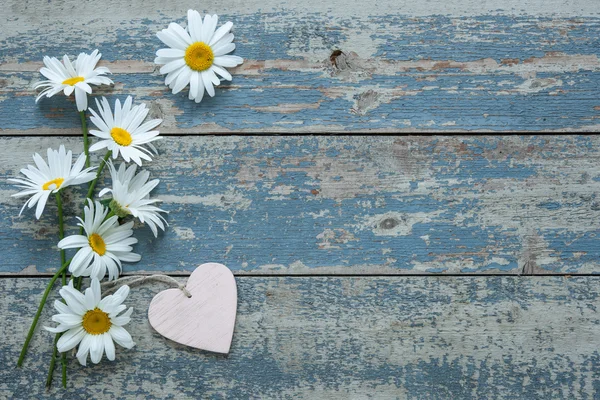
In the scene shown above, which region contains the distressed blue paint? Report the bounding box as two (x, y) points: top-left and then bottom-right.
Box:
(2, 68), (599, 131)
(3, 277), (600, 398)
(538, 201), (562, 210)
(2, 175), (523, 273)
(2, 15), (600, 64)
(370, 15), (600, 61)
(2, 136), (598, 274)
(543, 230), (600, 273)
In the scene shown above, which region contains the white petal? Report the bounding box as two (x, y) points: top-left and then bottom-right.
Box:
(213, 55), (244, 68)
(187, 9), (203, 42)
(172, 68), (192, 94)
(75, 87), (88, 111)
(211, 65), (232, 81)
(103, 333), (116, 361)
(212, 42), (235, 57)
(57, 327), (86, 352)
(76, 334), (92, 366)
(159, 58), (186, 75)
(169, 22), (193, 45)
(57, 235), (89, 249)
(90, 335), (104, 364)
(109, 325), (135, 349)
(156, 48), (185, 58)
(209, 22), (233, 46)
(201, 71), (215, 97)
(52, 313), (83, 326)
(201, 14), (218, 43)
(156, 30), (187, 51)
(34, 191), (51, 219)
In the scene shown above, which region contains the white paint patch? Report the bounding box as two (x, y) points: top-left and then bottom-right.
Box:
(305, 210), (331, 219)
(269, 185), (295, 196)
(513, 78), (563, 94)
(316, 228), (359, 250)
(490, 257), (511, 266)
(172, 227), (196, 240)
(160, 192), (252, 211)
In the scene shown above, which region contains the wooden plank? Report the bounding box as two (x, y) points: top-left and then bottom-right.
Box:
(2, 276), (599, 398)
(1, 2), (600, 132)
(1, 135), (599, 275)
(2, 59), (599, 133)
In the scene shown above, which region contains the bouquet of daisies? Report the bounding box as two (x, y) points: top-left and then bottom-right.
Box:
(13, 50), (167, 387)
(13, 9), (243, 388)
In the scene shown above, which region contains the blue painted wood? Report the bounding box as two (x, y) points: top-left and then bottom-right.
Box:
(3, 277), (600, 398)
(3, 0), (600, 397)
(1, 14), (599, 131)
(1, 69), (600, 132)
(2, 15), (599, 64)
(2, 135), (599, 275)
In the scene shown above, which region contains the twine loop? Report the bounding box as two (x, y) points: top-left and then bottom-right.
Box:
(100, 274), (192, 298)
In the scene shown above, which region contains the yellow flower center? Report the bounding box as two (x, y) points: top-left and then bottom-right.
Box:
(82, 308), (112, 335)
(110, 127), (133, 146)
(89, 233), (107, 256)
(62, 76), (85, 86)
(42, 177), (64, 191)
(184, 42), (214, 71)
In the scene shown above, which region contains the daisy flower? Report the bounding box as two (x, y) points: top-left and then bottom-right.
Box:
(88, 96), (163, 166)
(58, 200), (141, 281)
(34, 49), (113, 111)
(99, 161), (168, 237)
(45, 278), (135, 366)
(9, 145), (96, 219)
(154, 10), (244, 103)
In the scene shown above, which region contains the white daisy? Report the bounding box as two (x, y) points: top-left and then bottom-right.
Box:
(45, 278), (135, 366)
(88, 96), (163, 166)
(9, 145), (96, 219)
(34, 49), (113, 111)
(99, 161), (168, 237)
(154, 10), (244, 103)
(58, 200), (141, 281)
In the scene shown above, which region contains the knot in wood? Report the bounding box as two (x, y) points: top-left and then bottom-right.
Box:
(380, 218), (399, 230)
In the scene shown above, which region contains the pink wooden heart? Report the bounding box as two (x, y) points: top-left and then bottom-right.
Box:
(148, 263), (237, 354)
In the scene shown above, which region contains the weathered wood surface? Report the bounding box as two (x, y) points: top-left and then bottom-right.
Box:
(2, 135), (599, 275)
(2, 277), (599, 399)
(3, 0), (600, 397)
(1, 1), (600, 132)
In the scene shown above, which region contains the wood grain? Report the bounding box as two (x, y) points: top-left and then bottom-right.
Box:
(1, 1), (599, 132)
(1, 135), (599, 275)
(2, 0), (599, 397)
(2, 276), (599, 398)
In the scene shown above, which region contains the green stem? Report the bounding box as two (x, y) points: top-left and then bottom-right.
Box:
(54, 192), (68, 387)
(46, 330), (68, 389)
(79, 111), (90, 168)
(16, 259), (72, 368)
(82, 151), (112, 211)
(55, 193), (66, 284)
(75, 151), (111, 291)
(78, 150), (112, 235)
(62, 356), (67, 388)
(46, 334), (60, 388)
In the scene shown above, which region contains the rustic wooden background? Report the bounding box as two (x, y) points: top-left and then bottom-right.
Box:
(1, 0), (599, 398)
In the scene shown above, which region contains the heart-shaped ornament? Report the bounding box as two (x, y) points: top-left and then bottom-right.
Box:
(148, 263), (237, 354)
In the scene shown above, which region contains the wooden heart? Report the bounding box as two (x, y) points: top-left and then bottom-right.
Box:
(148, 263), (237, 354)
